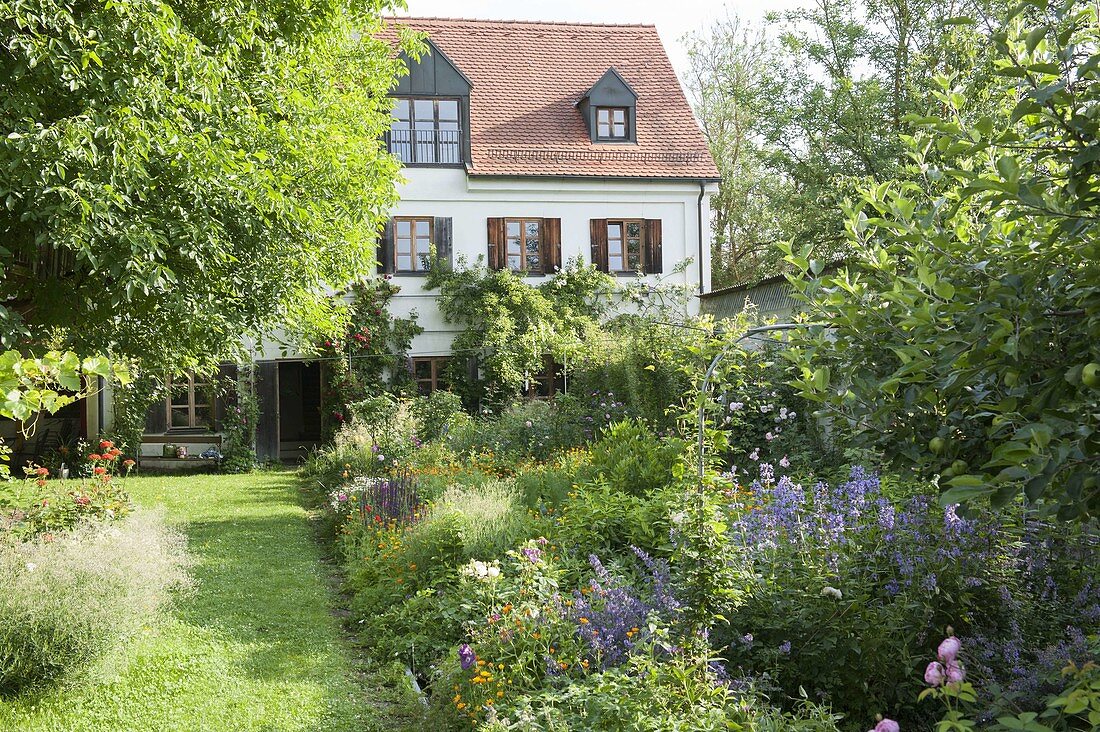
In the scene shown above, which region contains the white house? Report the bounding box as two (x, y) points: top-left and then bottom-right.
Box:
(379, 17), (719, 393)
(52, 16), (719, 467)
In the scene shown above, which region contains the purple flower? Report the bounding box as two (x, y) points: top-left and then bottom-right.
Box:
(458, 643), (476, 670)
(945, 659), (965, 684)
(924, 661), (945, 686)
(522, 547), (541, 563)
(779, 455), (791, 468)
(938, 636), (961, 663)
(778, 640), (791, 654)
(873, 720), (900, 732)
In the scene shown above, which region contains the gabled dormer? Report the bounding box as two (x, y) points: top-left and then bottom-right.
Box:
(575, 67), (638, 144)
(387, 39), (473, 166)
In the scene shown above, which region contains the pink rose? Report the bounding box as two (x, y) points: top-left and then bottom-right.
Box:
(924, 661), (945, 687)
(937, 636), (961, 663)
(945, 660), (965, 684)
(872, 720), (900, 732)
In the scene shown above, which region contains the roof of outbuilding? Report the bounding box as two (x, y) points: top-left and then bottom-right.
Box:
(381, 17), (720, 180)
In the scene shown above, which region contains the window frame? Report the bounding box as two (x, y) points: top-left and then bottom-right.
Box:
(412, 357), (450, 395)
(595, 106), (630, 141)
(387, 97), (464, 165)
(504, 217), (544, 275)
(166, 374), (215, 431)
(606, 219), (646, 273)
(525, 356), (564, 400)
(393, 216), (434, 273)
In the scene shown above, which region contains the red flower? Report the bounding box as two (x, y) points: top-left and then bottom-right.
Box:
(93, 466), (106, 475)
(100, 474), (112, 483)
(74, 495), (90, 507)
(36, 466), (49, 476)
(36, 479), (46, 487)
(99, 439), (114, 449)
(123, 459), (136, 469)
(88, 453), (102, 461)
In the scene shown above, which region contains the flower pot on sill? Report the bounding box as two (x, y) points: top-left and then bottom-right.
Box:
(163, 443), (177, 458)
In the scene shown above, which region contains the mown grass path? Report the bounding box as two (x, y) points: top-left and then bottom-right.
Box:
(0, 471), (422, 732)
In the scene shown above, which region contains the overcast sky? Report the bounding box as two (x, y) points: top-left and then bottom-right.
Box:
(397, 0), (809, 83)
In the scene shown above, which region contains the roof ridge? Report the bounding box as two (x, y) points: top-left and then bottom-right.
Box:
(386, 16), (657, 29)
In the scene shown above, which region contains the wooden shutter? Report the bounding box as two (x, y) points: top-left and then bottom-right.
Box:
(589, 219), (609, 272)
(644, 219), (663, 274)
(214, 362), (238, 432)
(542, 218), (562, 273)
(377, 218), (395, 275)
(434, 216), (453, 269)
(486, 217), (505, 270)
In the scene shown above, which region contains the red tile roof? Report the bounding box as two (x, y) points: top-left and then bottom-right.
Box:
(382, 17), (719, 180)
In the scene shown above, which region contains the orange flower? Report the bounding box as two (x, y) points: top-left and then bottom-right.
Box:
(99, 439), (114, 449)
(93, 466), (106, 475)
(88, 453), (102, 461)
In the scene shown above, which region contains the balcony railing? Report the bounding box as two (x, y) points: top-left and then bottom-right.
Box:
(384, 128), (463, 165)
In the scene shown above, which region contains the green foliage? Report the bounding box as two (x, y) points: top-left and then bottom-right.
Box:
(447, 400), (587, 465)
(685, 0), (1003, 288)
(587, 419), (684, 498)
(101, 371), (163, 461)
(219, 364), (259, 474)
(784, 2), (1100, 519)
(0, 0), (418, 371)
(0, 350), (124, 424)
(411, 390), (466, 442)
(555, 479), (674, 557)
(0, 510), (191, 694)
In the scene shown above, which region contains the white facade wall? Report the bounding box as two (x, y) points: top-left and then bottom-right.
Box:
(389, 169), (716, 357)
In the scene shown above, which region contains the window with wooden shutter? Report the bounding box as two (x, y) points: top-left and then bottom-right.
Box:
(504, 218), (543, 274)
(606, 220), (645, 273)
(590, 218), (609, 272)
(394, 217), (433, 272)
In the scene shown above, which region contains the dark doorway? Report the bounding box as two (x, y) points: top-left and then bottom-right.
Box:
(277, 361), (322, 461)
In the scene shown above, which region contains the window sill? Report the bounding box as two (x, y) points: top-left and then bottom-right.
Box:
(613, 270), (644, 278)
(394, 271), (432, 277)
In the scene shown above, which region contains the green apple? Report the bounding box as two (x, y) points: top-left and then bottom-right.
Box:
(929, 437), (947, 454)
(1084, 362), (1100, 388)
(951, 459), (968, 474)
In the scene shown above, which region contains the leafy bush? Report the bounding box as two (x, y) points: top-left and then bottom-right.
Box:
(447, 400), (586, 465)
(555, 480), (674, 557)
(588, 419), (683, 497)
(0, 509), (191, 693)
(219, 365), (259, 474)
(412, 390), (467, 442)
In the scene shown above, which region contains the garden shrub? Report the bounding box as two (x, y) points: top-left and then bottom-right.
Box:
(512, 448), (590, 510)
(0, 509), (191, 693)
(412, 390), (467, 442)
(219, 364), (259, 474)
(555, 479), (674, 557)
(587, 419), (684, 497)
(447, 400), (586, 465)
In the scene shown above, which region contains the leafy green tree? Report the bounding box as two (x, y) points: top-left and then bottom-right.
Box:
(686, 0), (1001, 288)
(785, 0), (1100, 520)
(683, 16), (794, 288)
(0, 0), (418, 372)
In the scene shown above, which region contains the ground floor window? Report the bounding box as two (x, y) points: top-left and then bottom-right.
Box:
(525, 357), (564, 399)
(412, 357), (450, 395)
(167, 374), (214, 430)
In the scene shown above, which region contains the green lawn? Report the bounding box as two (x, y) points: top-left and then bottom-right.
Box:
(0, 470), (424, 732)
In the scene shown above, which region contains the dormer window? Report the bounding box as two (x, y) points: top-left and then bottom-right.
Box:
(597, 107), (629, 140)
(388, 98), (462, 164)
(576, 67), (638, 144)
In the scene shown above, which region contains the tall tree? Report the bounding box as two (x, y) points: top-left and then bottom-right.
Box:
(0, 0), (419, 372)
(686, 0), (1001, 288)
(683, 16), (793, 289)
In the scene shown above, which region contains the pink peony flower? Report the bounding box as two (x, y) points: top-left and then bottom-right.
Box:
(945, 660), (965, 684)
(924, 661), (945, 687)
(937, 636), (961, 663)
(874, 720), (900, 732)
